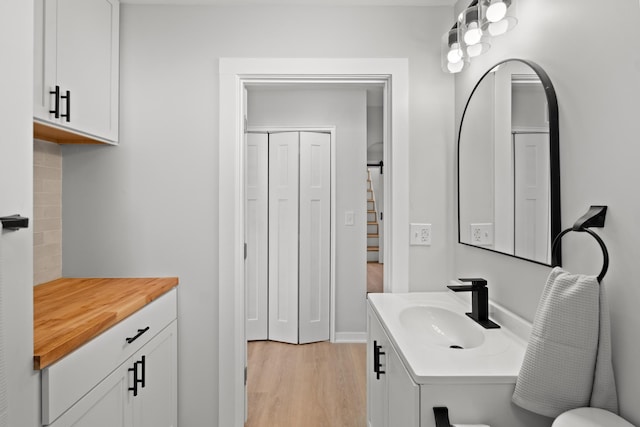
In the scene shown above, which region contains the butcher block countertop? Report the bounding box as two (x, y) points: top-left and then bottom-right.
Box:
(34, 277), (179, 370)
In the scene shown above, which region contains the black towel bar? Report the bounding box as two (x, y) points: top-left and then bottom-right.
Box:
(551, 205), (609, 283)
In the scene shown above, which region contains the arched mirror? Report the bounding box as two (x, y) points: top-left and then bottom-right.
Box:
(458, 59), (560, 266)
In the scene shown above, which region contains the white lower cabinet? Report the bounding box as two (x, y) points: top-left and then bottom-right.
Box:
(42, 290), (177, 427)
(367, 304), (419, 427)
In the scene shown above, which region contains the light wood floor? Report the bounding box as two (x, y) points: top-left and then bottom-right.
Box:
(245, 340), (367, 427)
(367, 262), (383, 294)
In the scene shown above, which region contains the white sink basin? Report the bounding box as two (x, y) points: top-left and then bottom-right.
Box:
(368, 292), (527, 383)
(399, 306), (485, 349)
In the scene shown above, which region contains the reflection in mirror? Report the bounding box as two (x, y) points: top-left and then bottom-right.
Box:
(458, 59), (560, 265)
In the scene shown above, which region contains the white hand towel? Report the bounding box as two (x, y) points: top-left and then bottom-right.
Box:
(512, 267), (618, 418)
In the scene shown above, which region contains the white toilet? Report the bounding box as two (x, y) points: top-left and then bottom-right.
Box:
(553, 408), (634, 427)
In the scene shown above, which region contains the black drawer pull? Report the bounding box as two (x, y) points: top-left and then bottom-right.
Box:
(140, 355), (146, 388)
(126, 326), (150, 344)
(128, 361), (140, 396)
(60, 90), (70, 122)
(49, 85), (60, 118)
(373, 340), (385, 380)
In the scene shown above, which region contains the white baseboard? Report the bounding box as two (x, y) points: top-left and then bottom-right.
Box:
(333, 332), (367, 343)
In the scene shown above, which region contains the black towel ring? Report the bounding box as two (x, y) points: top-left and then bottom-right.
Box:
(551, 227), (609, 282)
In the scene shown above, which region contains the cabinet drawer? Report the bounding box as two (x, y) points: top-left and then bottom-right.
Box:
(42, 289), (177, 425)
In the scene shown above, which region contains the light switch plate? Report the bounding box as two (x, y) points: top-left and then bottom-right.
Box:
(345, 211), (354, 226)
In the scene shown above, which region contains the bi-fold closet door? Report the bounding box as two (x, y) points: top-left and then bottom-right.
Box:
(245, 131), (330, 344)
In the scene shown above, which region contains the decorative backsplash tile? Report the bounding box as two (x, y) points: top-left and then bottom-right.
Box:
(33, 140), (62, 286)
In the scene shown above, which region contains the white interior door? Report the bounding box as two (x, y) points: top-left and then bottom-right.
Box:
(514, 132), (550, 263)
(245, 133), (268, 341)
(298, 132), (330, 344)
(268, 132), (300, 344)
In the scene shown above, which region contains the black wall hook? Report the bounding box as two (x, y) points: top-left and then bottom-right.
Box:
(572, 205), (607, 231)
(552, 205), (609, 282)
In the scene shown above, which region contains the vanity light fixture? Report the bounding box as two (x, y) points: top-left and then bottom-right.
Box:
(441, 0), (517, 74)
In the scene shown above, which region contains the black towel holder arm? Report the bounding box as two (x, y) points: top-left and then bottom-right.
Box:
(551, 205), (609, 283)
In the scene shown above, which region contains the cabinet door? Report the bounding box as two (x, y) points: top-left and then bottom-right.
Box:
(133, 321), (178, 427)
(34, 0), (119, 142)
(367, 307), (388, 427)
(387, 344), (419, 427)
(48, 363), (132, 427)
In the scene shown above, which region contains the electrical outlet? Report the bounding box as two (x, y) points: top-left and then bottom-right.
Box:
(410, 223), (432, 246)
(470, 223), (493, 246)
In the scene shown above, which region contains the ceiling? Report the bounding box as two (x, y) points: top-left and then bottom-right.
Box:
(122, 0), (456, 6)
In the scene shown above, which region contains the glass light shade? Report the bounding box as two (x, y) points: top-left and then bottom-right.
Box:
(480, 0), (518, 37)
(441, 28), (466, 74)
(486, 0), (507, 22)
(466, 41), (490, 58)
(460, 6), (484, 46)
(447, 60), (465, 73)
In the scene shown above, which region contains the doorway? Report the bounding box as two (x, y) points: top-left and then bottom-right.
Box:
(218, 58), (410, 427)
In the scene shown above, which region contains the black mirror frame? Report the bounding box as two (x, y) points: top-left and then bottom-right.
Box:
(457, 58), (561, 266)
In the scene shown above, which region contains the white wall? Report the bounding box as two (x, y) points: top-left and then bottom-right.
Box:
(367, 106), (384, 162)
(454, 0), (640, 424)
(0, 1), (40, 426)
(61, 4), (454, 425)
(248, 88), (367, 336)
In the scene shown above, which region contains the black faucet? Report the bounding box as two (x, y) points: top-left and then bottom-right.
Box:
(447, 278), (500, 329)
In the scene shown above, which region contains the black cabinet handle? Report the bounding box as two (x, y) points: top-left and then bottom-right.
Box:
(373, 340), (385, 380)
(60, 90), (70, 122)
(128, 361), (140, 396)
(140, 355), (146, 389)
(126, 326), (150, 344)
(1, 215), (29, 230)
(49, 86), (60, 118)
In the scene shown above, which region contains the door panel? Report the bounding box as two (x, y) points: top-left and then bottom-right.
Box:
(245, 133), (268, 341)
(268, 133), (300, 344)
(514, 133), (550, 263)
(298, 132), (330, 344)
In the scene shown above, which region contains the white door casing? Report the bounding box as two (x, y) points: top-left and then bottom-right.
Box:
(245, 133), (269, 341)
(219, 58), (409, 427)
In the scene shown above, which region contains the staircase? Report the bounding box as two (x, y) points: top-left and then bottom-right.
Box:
(367, 169), (380, 262)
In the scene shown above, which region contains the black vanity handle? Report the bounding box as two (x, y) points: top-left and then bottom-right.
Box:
(433, 407), (451, 427)
(128, 361), (140, 396)
(49, 86), (60, 118)
(60, 90), (71, 122)
(1, 215), (29, 230)
(373, 340), (385, 380)
(126, 326), (150, 344)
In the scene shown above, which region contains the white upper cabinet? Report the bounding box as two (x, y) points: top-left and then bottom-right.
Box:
(34, 0), (119, 144)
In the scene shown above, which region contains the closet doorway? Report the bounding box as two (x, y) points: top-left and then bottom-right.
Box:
(245, 130), (331, 344)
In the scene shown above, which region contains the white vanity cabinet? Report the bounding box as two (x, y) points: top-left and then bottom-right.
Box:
(367, 293), (554, 427)
(41, 289), (177, 427)
(367, 304), (419, 427)
(34, 0), (120, 144)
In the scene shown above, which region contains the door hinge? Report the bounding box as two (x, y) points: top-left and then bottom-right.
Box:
(380, 212), (383, 221)
(244, 242), (247, 260)
(244, 366), (248, 385)
(244, 116), (248, 134)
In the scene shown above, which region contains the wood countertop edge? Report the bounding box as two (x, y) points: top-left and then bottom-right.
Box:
(34, 277), (179, 370)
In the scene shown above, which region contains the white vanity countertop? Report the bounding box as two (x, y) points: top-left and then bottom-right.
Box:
(368, 291), (528, 385)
